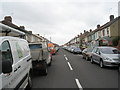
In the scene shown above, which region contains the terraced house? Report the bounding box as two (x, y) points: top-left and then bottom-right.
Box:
(0, 16), (49, 43)
(65, 15), (120, 50)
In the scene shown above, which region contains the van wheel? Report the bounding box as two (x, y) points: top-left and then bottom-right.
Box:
(48, 61), (51, 66)
(42, 62), (48, 75)
(26, 73), (32, 90)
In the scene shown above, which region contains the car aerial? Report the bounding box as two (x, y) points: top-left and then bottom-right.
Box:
(0, 36), (32, 89)
(73, 47), (82, 54)
(82, 47), (93, 60)
(91, 46), (120, 68)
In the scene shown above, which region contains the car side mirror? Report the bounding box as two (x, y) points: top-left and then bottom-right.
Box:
(99, 52), (101, 55)
(2, 60), (12, 74)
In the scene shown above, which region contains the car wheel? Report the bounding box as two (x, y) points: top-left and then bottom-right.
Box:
(83, 56), (84, 59)
(91, 57), (94, 63)
(26, 73), (32, 90)
(118, 66), (120, 72)
(100, 60), (104, 68)
(85, 56), (88, 61)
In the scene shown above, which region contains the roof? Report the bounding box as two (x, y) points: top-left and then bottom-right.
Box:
(97, 46), (116, 49)
(99, 16), (120, 30)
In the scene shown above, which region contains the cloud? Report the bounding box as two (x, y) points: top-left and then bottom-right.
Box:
(0, 0), (118, 45)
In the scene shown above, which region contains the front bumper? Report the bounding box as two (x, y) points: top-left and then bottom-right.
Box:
(103, 60), (119, 67)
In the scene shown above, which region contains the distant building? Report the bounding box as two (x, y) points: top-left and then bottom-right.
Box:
(0, 16), (47, 43)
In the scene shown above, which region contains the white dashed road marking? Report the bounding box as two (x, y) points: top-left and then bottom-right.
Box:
(64, 55), (66, 57)
(67, 62), (73, 70)
(65, 57), (68, 60)
(75, 79), (83, 90)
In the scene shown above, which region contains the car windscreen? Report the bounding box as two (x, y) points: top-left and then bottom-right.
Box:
(29, 44), (42, 49)
(75, 48), (81, 51)
(87, 48), (93, 52)
(83, 48), (87, 52)
(100, 48), (120, 54)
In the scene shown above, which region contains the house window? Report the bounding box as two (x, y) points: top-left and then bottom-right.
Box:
(107, 28), (109, 36)
(103, 30), (105, 36)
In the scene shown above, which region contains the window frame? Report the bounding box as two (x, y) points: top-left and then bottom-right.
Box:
(1, 40), (13, 64)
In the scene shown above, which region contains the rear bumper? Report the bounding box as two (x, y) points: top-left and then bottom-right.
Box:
(32, 61), (45, 70)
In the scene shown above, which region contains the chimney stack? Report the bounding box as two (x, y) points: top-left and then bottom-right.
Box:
(80, 33), (82, 35)
(37, 34), (40, 36)
(84, 30), (86, 33)
(97, 24), (100, 29)
(19, 26), (25, 30)
(110, 15), (114, 21)
(29, 31), (32, 34)
(4, 16), (12, 22)
(89, 29), (92, 32)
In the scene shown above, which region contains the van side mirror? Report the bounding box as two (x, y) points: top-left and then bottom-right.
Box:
(2, 60), (12, 74)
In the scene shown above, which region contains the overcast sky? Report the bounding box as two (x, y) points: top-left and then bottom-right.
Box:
(0, 0), (119, 45)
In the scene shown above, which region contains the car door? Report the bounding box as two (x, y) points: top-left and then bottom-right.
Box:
(1, 40), (14, 88)
(95, 48), (101, 63)
(0, 44), (2, 90)
(92, 47), (97, 61)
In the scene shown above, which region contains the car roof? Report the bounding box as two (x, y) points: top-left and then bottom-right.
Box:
(97, 46), (116, 49)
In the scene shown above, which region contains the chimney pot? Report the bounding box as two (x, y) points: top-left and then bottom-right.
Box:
(90, 29), (92, 32)
(84, 30), (86, 33)
(29, 31), (32, 34)
(110, 15), (114, 21)
(19, 26), (25, 30)
(97, 24), (100, 29)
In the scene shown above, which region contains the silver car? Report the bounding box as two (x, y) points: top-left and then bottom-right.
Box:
(91, 46), (120, 68)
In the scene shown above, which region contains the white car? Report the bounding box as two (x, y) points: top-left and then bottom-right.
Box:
(0, 36), (32, 89)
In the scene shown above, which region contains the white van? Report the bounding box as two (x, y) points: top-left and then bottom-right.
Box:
(29, 42), (52, 75)
(0, 36), (32, 89)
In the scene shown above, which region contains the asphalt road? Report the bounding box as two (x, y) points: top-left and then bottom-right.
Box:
(32, 48), (119, 90)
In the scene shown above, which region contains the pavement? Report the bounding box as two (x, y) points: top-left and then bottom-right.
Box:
(32, 49), (119, 90)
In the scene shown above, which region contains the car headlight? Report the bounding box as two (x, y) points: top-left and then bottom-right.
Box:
(103, 57), (112, 61)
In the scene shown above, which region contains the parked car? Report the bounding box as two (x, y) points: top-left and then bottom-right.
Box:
(0, 36), (32, 89)
(49, 47), (56, 55)
(91, 46), (120, 68)
(48, 43), (56, 55)
(55, 46), (59, 52)
(68, 46), (76, 52)
(82, 48), (93, 60)
(29, 42), (52, 75)
(73, 48), (82, 54)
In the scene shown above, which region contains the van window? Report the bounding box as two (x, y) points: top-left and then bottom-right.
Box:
(16, 42), (23, 58)
(29, 44), (42, 49)
(1, 41), (13, 64)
